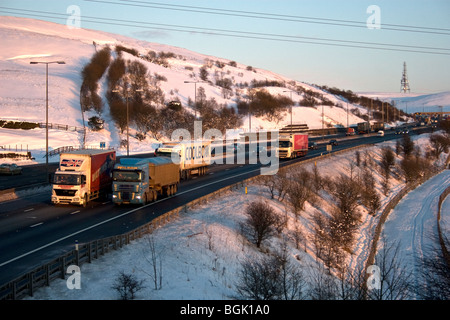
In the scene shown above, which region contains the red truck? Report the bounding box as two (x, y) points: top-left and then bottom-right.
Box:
(51, 149), (116, 207)
(277, 133), (308, 159)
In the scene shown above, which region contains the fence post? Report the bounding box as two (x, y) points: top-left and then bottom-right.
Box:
(60, 257), (66, 279)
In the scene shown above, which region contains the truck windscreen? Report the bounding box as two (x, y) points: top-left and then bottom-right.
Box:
(113, 171), (141, 182)
(155, 150), (173, 157)
(279, 141), (291, 148)
(54, 174), (82, 185)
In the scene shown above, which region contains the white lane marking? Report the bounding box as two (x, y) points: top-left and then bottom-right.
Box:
(0, 167), (260, 267)
(29, 222), (43, 228)
(70, 210), (80, 215)
(24, 208), (34, 212)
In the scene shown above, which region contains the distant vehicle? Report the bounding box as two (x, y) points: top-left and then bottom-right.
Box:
(329, 139), (338, 146)
(112, 157), (179, 205)
(357, 122), (370, 134)
(308, 141), (318, 150)
(377, 130), (385, 137)
(346, 128), (356, 136)
(372, 122), (385, 132)
(395, 128), (403, 134)
(51, 149), (116, 207)
(277, 134), (308, 159)
(155, 140), (211, 180)
(402, 128), (409, 134)
(0, 163), (22, 175)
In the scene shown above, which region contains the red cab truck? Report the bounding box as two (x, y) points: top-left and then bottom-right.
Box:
(51, 149), (116, 207)
(277, 134), (308, 159)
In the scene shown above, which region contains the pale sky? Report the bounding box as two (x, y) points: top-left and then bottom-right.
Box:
(1, 0), (449, 93)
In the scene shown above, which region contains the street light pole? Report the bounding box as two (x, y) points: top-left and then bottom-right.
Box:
(30, 61), (65, 183)
(184, 80), (205, 119)
(112, 87), (143, 156)
(283, 90), (293, 134)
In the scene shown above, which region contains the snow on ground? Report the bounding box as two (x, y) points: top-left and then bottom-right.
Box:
(381, 169), (450, 299)
(358, 91), (450, 114)
(24, 133), (449, 300)
(2, 16), (450, 300)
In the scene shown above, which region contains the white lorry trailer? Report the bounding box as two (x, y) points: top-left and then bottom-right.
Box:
(155, 140), (211, 180)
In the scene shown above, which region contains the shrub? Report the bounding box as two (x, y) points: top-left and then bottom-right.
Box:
(111, 271), (145, 300)
(240, 200), (281, 248)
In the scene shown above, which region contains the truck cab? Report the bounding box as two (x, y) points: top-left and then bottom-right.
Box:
(51, 150), (115, 207)
(277, 134), (308, 159)
(112, 159), (150, 205)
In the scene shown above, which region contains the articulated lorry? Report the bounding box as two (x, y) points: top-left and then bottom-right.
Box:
(277, 134), (308, 159)
(112, 157), (179, 205)
(357, 122), (370, 134)
(51, 149), (116, 207)
(155, 140), (211, 180)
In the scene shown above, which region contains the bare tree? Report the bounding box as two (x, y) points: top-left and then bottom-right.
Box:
(258, 174), (277, 199)
(286, 169), (316, 217)
(416, 234), (450, 300)
(380, 146), (395, 195)
(329, 175), (361, 249)
(274, 168), (288, 201)
(276, 241), (307, 300)
(140, 234), (164, 290)
(368, 236), (414, 300)
(359, 168), (380, 216)
(235, 245), (306, 300)
(111, 271), (145, 300)
(307, 264), (338, 300)
(240, 200), (281, 248)
(235, 254), (282, 300)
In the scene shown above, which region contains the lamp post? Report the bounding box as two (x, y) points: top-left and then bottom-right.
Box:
(30, 61), (65, 183)
(184, 80), (205, 119)
(283, 90), (294, 134)
(112, 87), (143, 156)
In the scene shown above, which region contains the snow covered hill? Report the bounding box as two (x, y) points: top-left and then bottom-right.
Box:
(0, 16), (368, 159)
(2, 16), (449, 162)
(358, 91), (450, 114)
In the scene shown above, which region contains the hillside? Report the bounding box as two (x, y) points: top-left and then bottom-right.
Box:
(1, 16), (449, 161)
(0, 16), (370, 157)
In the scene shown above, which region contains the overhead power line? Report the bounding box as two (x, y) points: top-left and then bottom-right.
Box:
(91, 0), (450, 36)
(1, 6), (449, 56)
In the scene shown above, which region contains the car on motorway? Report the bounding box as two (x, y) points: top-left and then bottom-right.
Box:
(377, 130), (385, 137)
(0, 163), (23, 175)
(328, 139), (338, 146)
(308, 141), (318, 150)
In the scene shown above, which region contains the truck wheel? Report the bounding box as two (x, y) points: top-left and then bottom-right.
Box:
(143, 193), (148, 205)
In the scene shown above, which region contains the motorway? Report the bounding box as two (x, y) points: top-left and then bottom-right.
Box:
(0, 126), (428, 286)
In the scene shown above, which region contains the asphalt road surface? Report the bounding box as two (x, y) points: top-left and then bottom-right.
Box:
(0, 126), (429, 286)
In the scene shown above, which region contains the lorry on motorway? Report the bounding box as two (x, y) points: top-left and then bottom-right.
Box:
(51, 149), (116, 207)
(277, 133), (308, 159)
(155, 140), (212, 180)
(357, 122), (370, 134)
(372, 121), (385, 132)
(346, 127), (356, 136)
(112, 157), (179, 205)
